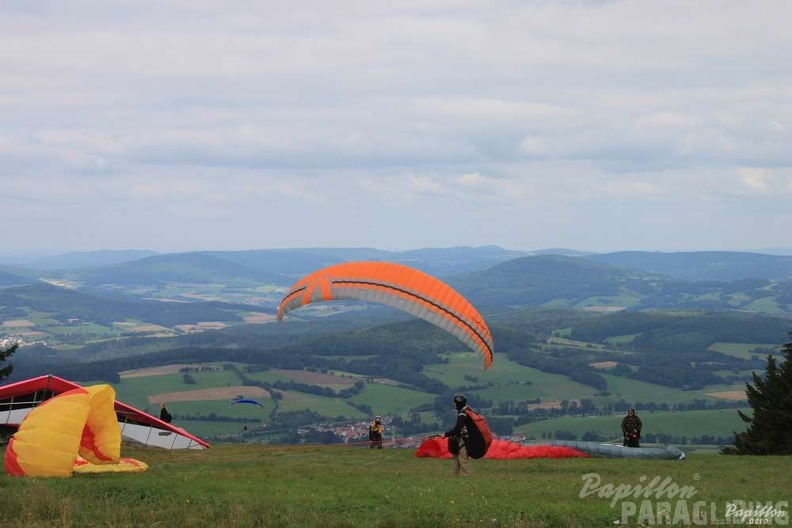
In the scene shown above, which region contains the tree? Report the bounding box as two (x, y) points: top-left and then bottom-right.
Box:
(0, 343), (17, 383)
(731, 333), (792, 455)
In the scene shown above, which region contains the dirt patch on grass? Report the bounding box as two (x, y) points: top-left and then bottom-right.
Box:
(272, 369), (357, 387)
(527, 399), (564, 410)
(174, 322), (228, 333)
(128, 324), (171, 333)
(149, 386), (270, 404)
(706, 390), (747, 401)
(1, 319), (34, 327)
(120, 365), (194, 379)
(14, 331), (47, 338)
(243, 314), (278, 324)
(590, 361), (618, 370)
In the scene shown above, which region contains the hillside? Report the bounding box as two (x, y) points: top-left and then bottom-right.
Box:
(2, 247), (791, 446)
(448, 255), (663, 309)
(0, 270), (38, 288)
(30, 246), (527, 290)
(22, 249), (160, 270)
(453, 255), (792, 314)
(586, 250), (792, 281)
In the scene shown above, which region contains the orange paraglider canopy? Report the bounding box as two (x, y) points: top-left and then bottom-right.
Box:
(276, 261), (494, 369)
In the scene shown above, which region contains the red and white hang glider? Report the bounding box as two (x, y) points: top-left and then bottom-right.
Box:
(0, 375), (209, 450)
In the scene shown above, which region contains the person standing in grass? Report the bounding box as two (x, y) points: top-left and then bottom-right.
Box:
(621, 408), (642, 447)
(369, 415), (384, 449)
(440, 394), (473, 476)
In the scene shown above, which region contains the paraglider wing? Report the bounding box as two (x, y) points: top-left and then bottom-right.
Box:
(73, 456), (149, 474)
(276, 262), (494, 369)
(415, 437), (589, 459)
(5, 385), (121, 478)
(230, 398), (266, 410)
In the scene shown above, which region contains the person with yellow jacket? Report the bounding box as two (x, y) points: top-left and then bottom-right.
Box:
(368, 415), (384, 449)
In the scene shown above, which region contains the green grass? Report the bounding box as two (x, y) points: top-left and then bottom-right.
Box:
(744, 297), (783, 313)
(605, 334), (640, 345)
(595, 374), (720, 405)
(348, 384), (434, 414)
(514, 408), (751, 441)
(1, 444), (789, 527)
(243, 370), (294, 384)
(174, 420), (257, 437)
(172, 399), (275, 420)
(708, 342), (780, 360)
(424, 353), (601, 404)
(275, 391), (365, 419)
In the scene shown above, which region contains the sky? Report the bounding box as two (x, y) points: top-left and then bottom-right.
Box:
(1, 1), (791, 257)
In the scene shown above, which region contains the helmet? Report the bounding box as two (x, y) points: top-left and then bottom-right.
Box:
(453, 394), (467, 409)
(375, 415), (381, 421)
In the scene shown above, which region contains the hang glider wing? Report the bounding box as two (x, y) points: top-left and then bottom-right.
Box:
(0, 375), (209, 450)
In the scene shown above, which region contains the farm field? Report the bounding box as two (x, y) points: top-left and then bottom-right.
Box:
(1, 444), (789, 528)
(515, 408), (751, 442)
(79, 355), (759, 446)
(708, 342), (781, 360)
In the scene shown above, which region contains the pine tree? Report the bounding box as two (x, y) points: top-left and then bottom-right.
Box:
(0, 343), (17, 383)
(732, 334), (792, 455)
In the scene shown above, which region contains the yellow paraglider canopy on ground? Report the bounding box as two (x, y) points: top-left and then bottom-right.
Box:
(4, 384), (138, 478)
(73, 456), (149, 474)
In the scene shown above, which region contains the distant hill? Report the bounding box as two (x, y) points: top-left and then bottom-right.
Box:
(0, 282), (256, 328)
(216, 245), (528, 278)
(391, 245), (529, 275)
(24, 249), (159, 270)
(34, 246), (529, 288)
(448, 254), (792, 314)
(212, 248), (391, 280)
(0, 269), (39, 288)
(57, 252), (288, 287)
(448, 255), (665, 308)
(527, 248), (594, 257)
(585, 251), (792, 281)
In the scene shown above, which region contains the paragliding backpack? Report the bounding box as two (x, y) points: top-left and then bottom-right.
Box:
(463, 408), (493, 459)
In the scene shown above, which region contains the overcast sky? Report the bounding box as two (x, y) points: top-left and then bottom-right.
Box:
(2, 1), (791, 256)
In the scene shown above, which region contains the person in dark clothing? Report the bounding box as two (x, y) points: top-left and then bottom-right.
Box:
(160, 403), (172, 424)
(621, 408), (642, 447)
(440, 394), (473, 476)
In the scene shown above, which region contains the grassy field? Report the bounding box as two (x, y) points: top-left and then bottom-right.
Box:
(514, 408), (751, 442)
(1, 444), (789, 527)
(80, 356), (760, 445)
(708, 342), (780, 360)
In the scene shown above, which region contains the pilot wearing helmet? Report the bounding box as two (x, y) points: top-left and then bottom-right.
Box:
(439, 395), (473, 476)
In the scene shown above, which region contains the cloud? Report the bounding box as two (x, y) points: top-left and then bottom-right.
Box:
(0, 1), (790, 254)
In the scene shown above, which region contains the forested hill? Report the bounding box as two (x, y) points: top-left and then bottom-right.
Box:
(585, 251), (792, 281)
(449, 254), (792, 314)
(0, 269), (39, 288)
(30, 246), (529, 287)
(448, 255), (664, 308)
